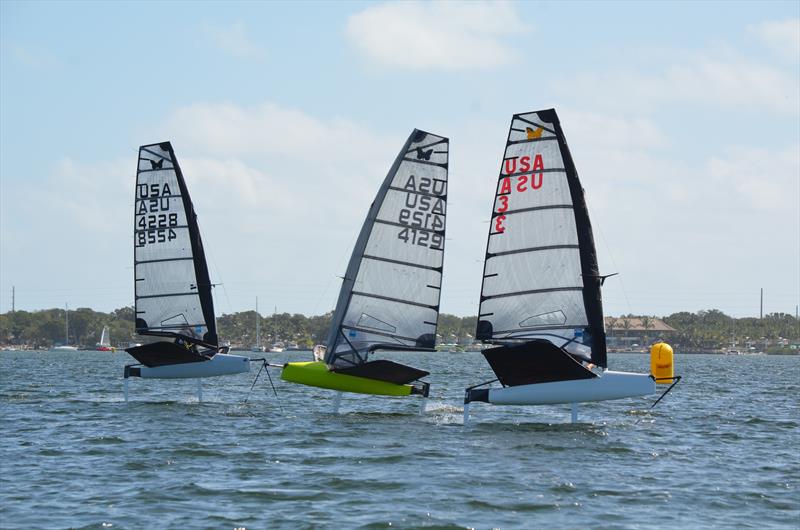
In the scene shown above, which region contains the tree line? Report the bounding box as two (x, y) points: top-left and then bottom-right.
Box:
(0, 307), (796, 350)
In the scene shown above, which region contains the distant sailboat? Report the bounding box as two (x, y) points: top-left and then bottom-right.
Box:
(281, 129), (449, 400)
(251, 297), (264, 352)
(463, 109), (676, 422)
(269, 307), (284, 352)
(52, 303), (78, 351)
(96, 326), (114, 351)
(124, 142), (249, 393)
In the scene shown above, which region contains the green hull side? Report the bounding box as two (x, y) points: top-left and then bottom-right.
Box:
(281, 361), (413, 397)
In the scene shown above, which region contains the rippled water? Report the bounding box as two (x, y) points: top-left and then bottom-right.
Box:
(1, 350), (798, 529)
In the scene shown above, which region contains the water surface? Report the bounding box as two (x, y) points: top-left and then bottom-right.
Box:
(1, 351), (798, 528)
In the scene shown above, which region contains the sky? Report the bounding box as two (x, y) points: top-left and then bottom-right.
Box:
(1, 0), (798, 319)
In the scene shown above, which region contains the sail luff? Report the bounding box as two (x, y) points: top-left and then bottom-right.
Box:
(476, 114), (516, 343)
(545, 110), (607, 367)
(324, 131), (419, 365)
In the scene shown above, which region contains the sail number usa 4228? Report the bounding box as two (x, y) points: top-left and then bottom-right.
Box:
(135, 182), (179, 247)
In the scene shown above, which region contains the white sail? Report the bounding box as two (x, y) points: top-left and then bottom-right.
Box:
(133, 142), (217, 347)
(99, 326), (110, 347)
(325, 130), (449, 368)
(476, 110), (606, 365)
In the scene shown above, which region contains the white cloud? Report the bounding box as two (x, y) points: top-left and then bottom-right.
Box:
(47, 157), (131, 233)
(558, 109), (668, 151)
(748, 18), (800, 61)
(346, 1), (528, 70)
(555, 51), (799, 115)
(707, 144), (800, 211)
(13, 100), (798, 317)
(151, 102), (409, 314)
(202, 21), (265, 59)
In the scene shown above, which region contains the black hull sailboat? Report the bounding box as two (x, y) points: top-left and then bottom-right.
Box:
(124, 142), (249, 387)
(281, 129), (449, 399)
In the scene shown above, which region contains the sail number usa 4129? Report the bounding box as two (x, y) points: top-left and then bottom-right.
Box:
(396, 174), (445, 250)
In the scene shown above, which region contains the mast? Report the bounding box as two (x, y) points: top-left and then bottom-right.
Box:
(546, 109), (607, 367)
(64, 303), (69, 346)
(255, 297), (260, 349)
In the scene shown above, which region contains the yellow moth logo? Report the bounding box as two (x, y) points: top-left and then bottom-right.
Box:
(526, 126), (544, 139)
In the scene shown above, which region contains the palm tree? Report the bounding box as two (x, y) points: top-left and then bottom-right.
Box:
(606, 317), (619, 348)
(621, 318), (632, 349)
(640, 315), (655, 346)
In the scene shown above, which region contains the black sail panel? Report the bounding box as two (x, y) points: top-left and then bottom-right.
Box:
(476, 110), (607, 367)
(325, 130), (449, 368)
(134, 142), (217, 347)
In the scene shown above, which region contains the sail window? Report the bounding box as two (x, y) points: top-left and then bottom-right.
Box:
(519, 310), (567, 329)
(357, 313), (397, 334)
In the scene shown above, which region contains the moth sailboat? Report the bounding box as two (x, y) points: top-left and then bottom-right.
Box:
(464, 109), (672, 421)
(124, 142), (249, 390)
(281, 129), (449, 399)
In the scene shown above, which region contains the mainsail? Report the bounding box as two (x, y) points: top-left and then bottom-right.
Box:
(99, 326), (110, 347)
(324, 129), (449, 369)
(133, 142), (217, 348)
(475, 109), (607, 368)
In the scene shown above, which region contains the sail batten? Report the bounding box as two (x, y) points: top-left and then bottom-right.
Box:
(133, 141), (217, 347)
(324, 129), (449, 368)
(476, 109), (607, 367)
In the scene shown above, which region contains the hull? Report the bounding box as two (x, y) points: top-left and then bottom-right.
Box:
(487, 370), (655, 405)
(137, 353), (250, 379)
(281, 361), (415, 397)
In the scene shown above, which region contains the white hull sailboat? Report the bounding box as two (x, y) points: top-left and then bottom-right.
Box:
(464, 110), (676, 422)
(123, 141), (249, 398)
(474, 371), (655, 406)
(52, 303), (78, 351)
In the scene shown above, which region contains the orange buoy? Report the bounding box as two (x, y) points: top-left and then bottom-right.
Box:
(650, 342), (674, 384)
